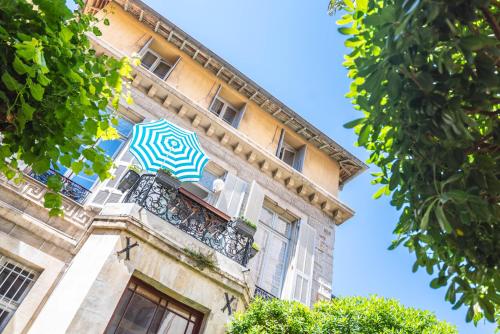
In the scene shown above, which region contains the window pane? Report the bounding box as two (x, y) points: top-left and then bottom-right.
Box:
(281, 148), (295, 166)
(99, 139), (124, 159)
(209, 98), (224, 116)
(157, 311), (189, 334)
(141, 51), (158, 69)
(115, 293), (157, 334)
(222, 106), (237, 125)
(274, 217), (290, 236)
(116, 117), (134, 137)
(198, 169), (218, 191)
(0, 256), (36, 332)
(152, 62), (171, 79)
(259, 208), (274, 227)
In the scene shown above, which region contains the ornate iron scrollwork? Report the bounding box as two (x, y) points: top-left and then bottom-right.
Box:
(254, 285), (277, 300)
(29, 169), (91, 204)
(124, 174), (253, 266)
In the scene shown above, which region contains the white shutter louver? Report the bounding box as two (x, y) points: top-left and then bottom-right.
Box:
(293, 145), (307, 172)
(292, 220), (316, 306)
(232, 103), (247, 128)
(216, 173), (248, 217)
(138, 36), (153, 56)
(208, 84), (222, 111)
(241, 181), (265, 225)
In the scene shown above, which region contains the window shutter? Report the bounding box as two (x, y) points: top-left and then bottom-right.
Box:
(291, 220), (316, 306)
(208, 84), (222, 111)
(165, 56), (181, 80)
(215, 173), (248, 217)
(138, 36), (153, 56)
(276, 128), (285, 157)
(293, 145), (307, 172)
(241, 180), (265, 225)
(232, 103), (247, 128)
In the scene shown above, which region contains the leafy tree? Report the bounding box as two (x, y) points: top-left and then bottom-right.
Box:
(0, 0), (134, 214)
(228, 296), (457, 333)
(332, 0), (499, 325)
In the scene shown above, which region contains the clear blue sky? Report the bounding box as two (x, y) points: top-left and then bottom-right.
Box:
(77, 0), (495, 332)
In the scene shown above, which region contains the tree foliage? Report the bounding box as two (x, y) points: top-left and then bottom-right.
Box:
(228, 296), (457, 333)
(0, 0), (134, 214)
(334, 0), (499, 325)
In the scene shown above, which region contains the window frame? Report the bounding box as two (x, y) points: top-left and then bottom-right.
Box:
(278, 142), (297, 167)
(0, 254), (37, 332)
(140, 49), (173, 80)
(256, 207), (293, 297)
(209, 96), (240, 126)
(60, 114), (135, 192)
(104, 277), (203, 334)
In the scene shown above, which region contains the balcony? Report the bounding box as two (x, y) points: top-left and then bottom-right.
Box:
(28, 169), (91, 204)
(254, 286), (277, 300)
(123, 174), (254, 266)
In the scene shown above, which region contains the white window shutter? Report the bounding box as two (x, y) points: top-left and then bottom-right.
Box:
(276, 129), (285, 157)
(165, 56), (181, 80)
(232, 103), (247, 128)
(241, 180), (265, 225)
(138, 36), (153, 56)
(215, 173), (248, 217)
(291, 220), (316, 306)
(293, 145), (307, 172)
(208, 84), (222, 111)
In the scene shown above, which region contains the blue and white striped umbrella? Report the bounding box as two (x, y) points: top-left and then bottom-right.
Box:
(129, 119), (209, 182)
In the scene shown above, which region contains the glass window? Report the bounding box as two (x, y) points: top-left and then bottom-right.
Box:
(209, 98), (224, 116)
(152, 61), (171, 79)
(222, 106), (237, 125)
(254, 207), (293, 297)
(59, 116), (134, 191)
(141, 51), (158, 70)
(0, 254), (37, 332)
(279, 144), (296, 167)
(141, 50), (173, 80)
(105, 279), (202, 334)
(209, 97), (240, 127)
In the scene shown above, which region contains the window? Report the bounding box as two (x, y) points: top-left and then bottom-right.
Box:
(0, 254), (37, 332)
(209, 97), (239, 126)
(181, 168), (221, 206)
(253, 207), (293, 297)
(105, 278), (203, 334)
(278, 142), (296, 167)
(58, 116), (134, 190)
(276, 129), (307, 172)
(141, 50), (172, 80)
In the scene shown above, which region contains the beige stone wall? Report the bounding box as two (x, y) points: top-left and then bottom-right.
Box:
(96, 4), (340, 196)
(28, 213), (250, 334)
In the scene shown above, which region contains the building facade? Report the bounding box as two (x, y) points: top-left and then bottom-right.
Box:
(0, 0), (365, 333)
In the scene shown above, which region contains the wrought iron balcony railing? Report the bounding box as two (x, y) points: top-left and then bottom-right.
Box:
(28, 169), (92, 204)
(123, 174), (254, 266)
(254, 286), (277, 300)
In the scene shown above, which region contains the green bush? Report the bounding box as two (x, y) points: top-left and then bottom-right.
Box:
(228, 296), (457, 334)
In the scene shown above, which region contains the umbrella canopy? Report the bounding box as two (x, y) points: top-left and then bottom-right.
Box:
(129, 119), (209, 182)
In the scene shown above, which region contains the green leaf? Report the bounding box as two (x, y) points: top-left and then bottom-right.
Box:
(60, 26), (74, 43)
(420, 199), (437, 230)
(358, 123), (371, 146)
(435, 205), (452, 233)
(373, 185), (388, 199)
(29, 82), (44, 101)
(47, 174), (63, 192)
(338, 27), (357, 35)
(343, 118), (365, 129)
(92, 26), (102, 36)
(2, 72), (22, 91)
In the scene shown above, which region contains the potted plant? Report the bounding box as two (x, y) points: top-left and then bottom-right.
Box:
(235, 216), (257, 238)
(117, 165), (142, 192)
(249, 242), (260, 258)
(155, 167), (181, 189)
